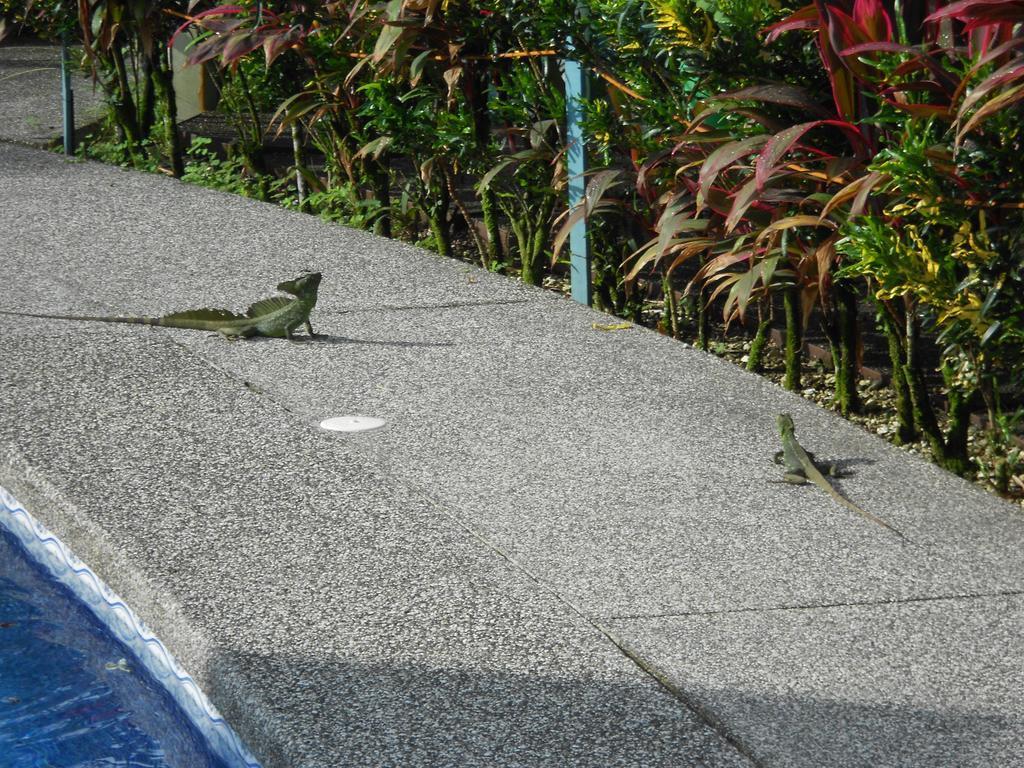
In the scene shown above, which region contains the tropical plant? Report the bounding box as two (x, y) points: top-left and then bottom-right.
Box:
(1, 0), (73, 40)
(77, 0), (186, 174)
(23, 0), (1022, 488)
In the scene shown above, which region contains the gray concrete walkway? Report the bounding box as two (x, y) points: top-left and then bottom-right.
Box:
(1, 117), (1022, 763)
(0, 41), (104, 147)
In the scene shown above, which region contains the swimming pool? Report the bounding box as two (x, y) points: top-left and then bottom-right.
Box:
(0, 487), (260, 768)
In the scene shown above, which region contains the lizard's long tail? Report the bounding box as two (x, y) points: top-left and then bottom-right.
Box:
(831, 491), (911, 542)
(0, 310), (160, 325)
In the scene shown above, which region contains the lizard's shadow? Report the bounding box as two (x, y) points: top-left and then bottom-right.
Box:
(297, 334), (454, 349)
(827, 457), (876, 476)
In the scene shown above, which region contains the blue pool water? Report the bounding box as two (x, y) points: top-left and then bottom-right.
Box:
(0, 525), (232, 768)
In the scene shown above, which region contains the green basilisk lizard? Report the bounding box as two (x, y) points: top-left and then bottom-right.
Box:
(775, 413), (910, 542)
(0, 272), (322, 340)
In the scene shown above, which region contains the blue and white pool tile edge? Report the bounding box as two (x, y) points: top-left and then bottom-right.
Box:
(0, 484), (262, 768)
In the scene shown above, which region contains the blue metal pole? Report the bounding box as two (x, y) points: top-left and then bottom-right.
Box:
(563, 41), (591, 306)
(60, 32), (75, 156)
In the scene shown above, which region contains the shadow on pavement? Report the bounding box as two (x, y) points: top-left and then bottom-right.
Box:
(205, 649), (748, 768)
(205, 649), (1016, 768)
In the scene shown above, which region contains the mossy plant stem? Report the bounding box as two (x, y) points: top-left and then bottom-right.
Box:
(783, 283), (802, 391)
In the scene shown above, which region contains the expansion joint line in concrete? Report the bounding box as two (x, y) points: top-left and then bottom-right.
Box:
(326, 298), (533, 315)
(393, 498), (766, 768)
(604, 587), (1024, 622)
(593, 623), (768, 768)
(157, 331), (764, 765)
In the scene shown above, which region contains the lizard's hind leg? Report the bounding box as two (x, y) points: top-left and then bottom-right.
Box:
(216, 327), (253, 341)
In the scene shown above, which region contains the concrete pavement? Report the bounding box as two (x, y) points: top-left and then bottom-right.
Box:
(1, 103), (1022, 765)
(0, 41), (104, 148)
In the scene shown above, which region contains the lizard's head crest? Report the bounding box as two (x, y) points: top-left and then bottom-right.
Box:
(278, 272), (322, 296)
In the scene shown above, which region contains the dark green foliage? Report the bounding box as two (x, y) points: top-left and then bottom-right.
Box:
(47, 0), (1024, 490)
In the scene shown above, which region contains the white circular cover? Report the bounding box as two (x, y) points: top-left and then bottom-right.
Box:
(319, 415), (386, 433)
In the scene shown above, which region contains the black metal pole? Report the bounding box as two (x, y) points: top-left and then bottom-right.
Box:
(61, 31), (75, 155)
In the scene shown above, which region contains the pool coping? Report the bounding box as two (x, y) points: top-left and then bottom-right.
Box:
(0, 465), (261, 768)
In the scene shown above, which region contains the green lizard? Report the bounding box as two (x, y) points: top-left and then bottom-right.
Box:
(0, 272), (322, 340)
(775, 413), (910, 542)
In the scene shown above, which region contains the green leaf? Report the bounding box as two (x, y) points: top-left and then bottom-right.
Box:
(478, 158), (515, 191)
(698, 136), (770, 210)
(372, 3), (406, 64)
(529, 120), (558, 151)
(759, 215), (835, 242)
(980, 285), (1000, 317)
(725, 177), (760, 234)
(509, 149), (550, 161)
(354, 136), (393, 161)
(655, 203), (691, 257)
(665, 238), (717, 277)
(716, 84), (830, 118)
(727, 267), (758, 319)
(550, 172), (622, 260)
(409, 49), (432, 86)
(958, 83), (1024, 142)
(583, 170), (624, 213)
(269, 90), (322, 132)
(980, 320), (1002, 346)
(91, 3), (106, 38)
(760, 255), (781, 289)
